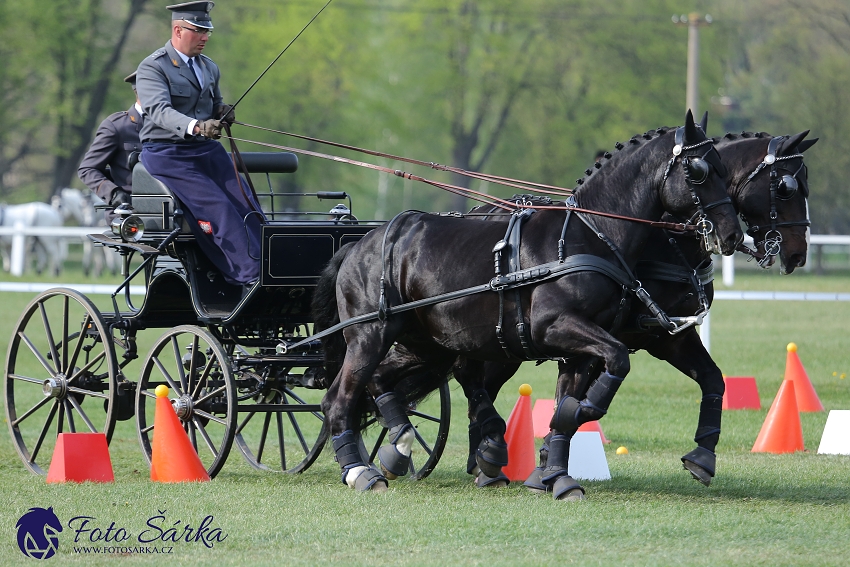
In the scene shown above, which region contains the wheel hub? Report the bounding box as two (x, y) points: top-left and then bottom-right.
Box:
(171, 395), (194, 420)
(42, 374), (67, 399)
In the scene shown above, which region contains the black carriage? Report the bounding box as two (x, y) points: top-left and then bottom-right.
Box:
(4, 153), (450, 479)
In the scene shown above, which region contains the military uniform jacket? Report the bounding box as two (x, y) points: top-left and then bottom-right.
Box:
(136, 41), (222, 143)
(77, 105), (144, 204)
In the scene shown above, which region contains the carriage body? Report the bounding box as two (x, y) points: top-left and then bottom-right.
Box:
(4, 153), (450, 479)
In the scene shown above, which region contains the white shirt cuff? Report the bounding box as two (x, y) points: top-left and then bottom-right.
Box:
(187, 119), (198, 136)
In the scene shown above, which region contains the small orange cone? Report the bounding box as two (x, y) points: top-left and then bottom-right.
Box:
(784, 343), (824, 412)
(150, 385), (210, 482)
(531, 398), (555, 438)
(46, 433), (114, 483)
(751, 380), (805, 453)
(502, 384), (536, 481)
(577, 420), (611, 443)
(722, 376), (761, 410)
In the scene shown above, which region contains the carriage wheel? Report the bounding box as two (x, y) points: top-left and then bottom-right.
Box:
(4, 288), (118, 475)
(234, 367), (329, 474)
(360, 380), (451, 480)
(135, 325), (236, 479)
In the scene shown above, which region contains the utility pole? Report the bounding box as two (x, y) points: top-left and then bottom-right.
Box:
(673, 13), (712, 115)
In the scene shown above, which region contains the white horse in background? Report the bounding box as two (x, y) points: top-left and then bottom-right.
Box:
(0, 201), (66, 275)
(51, 187), (119, 277)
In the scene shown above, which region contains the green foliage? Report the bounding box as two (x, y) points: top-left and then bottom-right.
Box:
(1, 0), (849, 229)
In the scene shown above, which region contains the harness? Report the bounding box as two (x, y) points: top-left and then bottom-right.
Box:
(738, 136), (810, 267)
(281, 126), (725, 357)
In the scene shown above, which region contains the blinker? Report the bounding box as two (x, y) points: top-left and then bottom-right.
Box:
(777, 174), (798, 200)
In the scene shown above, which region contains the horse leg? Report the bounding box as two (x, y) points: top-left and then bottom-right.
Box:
(368, 346), (454, 480)
(645, 330), (723, 486)
(322, 327), (397, 492)
(523, 356), (602, 493)
(535, 315), (632, 500)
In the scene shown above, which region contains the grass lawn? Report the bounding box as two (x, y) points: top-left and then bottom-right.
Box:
(0, 267), (848, 565)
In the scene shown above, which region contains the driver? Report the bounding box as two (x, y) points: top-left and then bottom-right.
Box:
(135, 1), (263, 287)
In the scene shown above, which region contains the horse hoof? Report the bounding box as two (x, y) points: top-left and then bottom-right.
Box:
(555, 489), (585, 502)
(475, 472), (508, 488)
(370, 480), (389, 493)
(683, 461), (712, 486)
(380, 463), (398, 481)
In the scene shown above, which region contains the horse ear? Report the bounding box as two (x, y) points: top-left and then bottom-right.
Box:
(797, 138), (818, 153)
(699, 111), (709, 133)
(781, 130), (810, 154)
(684, 109), (699, 142)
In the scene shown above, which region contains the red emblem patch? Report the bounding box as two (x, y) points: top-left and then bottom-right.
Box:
(198, 220), (213, 234)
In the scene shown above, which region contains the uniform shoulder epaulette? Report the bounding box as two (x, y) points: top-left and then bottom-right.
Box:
(106, 111), (129, 123)
(149, 48), (167, 59)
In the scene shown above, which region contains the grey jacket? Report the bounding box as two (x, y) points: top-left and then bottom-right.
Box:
(77, 105), (144, 204)
(136, 41), (222, 143)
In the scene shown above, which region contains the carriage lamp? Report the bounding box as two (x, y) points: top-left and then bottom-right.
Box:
(110, 205), (145, 242)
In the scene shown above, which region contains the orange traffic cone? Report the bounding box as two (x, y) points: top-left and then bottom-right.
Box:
(150, 385), (210, 482)
(577, 420), (611, 443)
(751, 380), (805, 453)
(531, 398), (555, 438)
(722, 376), (761, 410)
(46, 433), (114, 483)
(502, 384), (536, 481)
(784, 343), (824, 412)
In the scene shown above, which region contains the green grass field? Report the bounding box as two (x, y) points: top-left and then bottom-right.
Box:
(1, 268), (849, 566)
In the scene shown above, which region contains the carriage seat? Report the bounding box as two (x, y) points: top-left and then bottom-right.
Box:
(129, 152), (299, 233)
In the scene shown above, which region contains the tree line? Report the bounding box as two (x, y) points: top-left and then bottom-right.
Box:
(2, 0), (849, 233)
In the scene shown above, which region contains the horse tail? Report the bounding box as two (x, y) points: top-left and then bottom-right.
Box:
(312, 241), (356, 386)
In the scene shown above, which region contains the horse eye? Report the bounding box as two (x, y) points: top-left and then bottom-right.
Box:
(777, 175), (798, 199)
(686, 157), (710, 184)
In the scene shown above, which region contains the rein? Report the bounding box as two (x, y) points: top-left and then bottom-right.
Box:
(222, 134), (697, 232)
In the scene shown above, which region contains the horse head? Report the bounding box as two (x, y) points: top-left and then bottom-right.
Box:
(727, 131), (816, 273)
(52, 188), (92, 225)
(658, 110), (743, 256)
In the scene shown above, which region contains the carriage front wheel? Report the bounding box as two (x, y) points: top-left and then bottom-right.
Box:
(4, 288), (119, 475)
(135, 325), (237, 479)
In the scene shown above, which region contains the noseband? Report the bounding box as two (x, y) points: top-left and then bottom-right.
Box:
(662, 126), (731, 253)
(739, 136), (810, 268)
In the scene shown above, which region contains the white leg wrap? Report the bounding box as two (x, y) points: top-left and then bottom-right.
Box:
(393, 427), (415, 457)
(344, 465), (369, 489)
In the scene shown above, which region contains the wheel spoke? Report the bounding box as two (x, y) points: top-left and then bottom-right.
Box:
(61, 296), (69, 373)
(194, 385), (227, 406)
(63, 399), (76, 433)
(186, 335), (199, 399)
(66, 350), (106, 385)
(152, 356), (183, 396)
(30, 401), (59, 464)
(57, 402), (65, 435)
(12, 396), (53, 427)
(408, 408), (442, 423)
(283, 387), (324, 420)
(276, 412), (286, 469)
(191, 360), (214, 400)
(256, 412), (272, 463)
(67, 395), (97, 432)
(65, 312), (92, 376)
(193, 409), (226, 425)
(17, 332), (57, 377)
(38, 302), (60, 373)
(236, 411), (257, 435)
(141, 423), (154, 434)
(67, 386), (108, 400)
(170, 336), (188, 394)
(412, 425), (433, 456)
(9, 372), (47, 385)
(192, 418), (218, 457)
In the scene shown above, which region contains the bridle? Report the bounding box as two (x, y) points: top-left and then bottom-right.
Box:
(662, 126), (731, 254)
(738, 136), (809, 268)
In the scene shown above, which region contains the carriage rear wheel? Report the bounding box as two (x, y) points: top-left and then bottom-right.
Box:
(233, 376), (329, 474)
(4, 288), (118, 475)
(359, 380), (451, 481)
(135, 325), (236, 479)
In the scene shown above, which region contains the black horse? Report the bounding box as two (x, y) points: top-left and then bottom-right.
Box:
(314, 111), (743, 492)
(367, 129), (816, 497)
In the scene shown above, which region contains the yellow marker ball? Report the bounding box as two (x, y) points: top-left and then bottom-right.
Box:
(787, 342), (797, 353)
(519, 383), (532, 396)
(834, 372), (838, 377)
(616, 446), (628, 455)
(155, 385), (169, 398)
(842, 374), (847, 380)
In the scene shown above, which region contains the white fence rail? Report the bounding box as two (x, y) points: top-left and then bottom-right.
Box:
(0, 225), (103, 276)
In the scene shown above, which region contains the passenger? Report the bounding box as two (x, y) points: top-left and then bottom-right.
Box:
(135, 1), (263, 286)
(77, 72), (145, 220)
